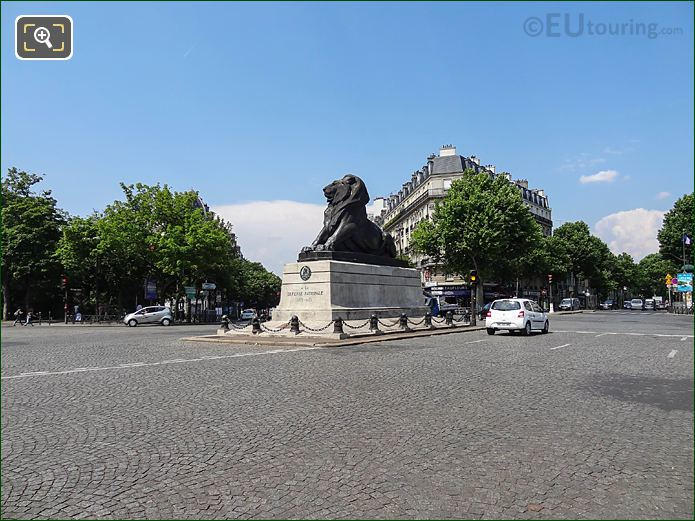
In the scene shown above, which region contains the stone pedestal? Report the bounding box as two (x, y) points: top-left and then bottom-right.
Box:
(273, 260), (428, 323)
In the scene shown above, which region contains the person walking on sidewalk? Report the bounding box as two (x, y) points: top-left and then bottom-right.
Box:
(12, 307), (23, 326)
(24, 310), (34, 327)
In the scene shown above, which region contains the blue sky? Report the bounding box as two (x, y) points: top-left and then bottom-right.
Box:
(2, 1), (693, 273)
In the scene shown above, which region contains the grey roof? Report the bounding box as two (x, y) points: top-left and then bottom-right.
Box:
(432, 155), (491, 175)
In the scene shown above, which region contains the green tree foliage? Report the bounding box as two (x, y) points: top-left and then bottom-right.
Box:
(1, 168), (65, 318)
(54, 182), (274, 314)
(657, 193), (694, 267)
(411, 172), (542, 297)
(635, 253), (678, 298)
(235, 260), (282, 309)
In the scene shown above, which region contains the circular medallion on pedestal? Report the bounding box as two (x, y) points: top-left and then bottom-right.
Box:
(300, 266), (312, 281)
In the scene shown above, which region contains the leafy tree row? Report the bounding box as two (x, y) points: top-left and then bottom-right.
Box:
(411, 171), (692, 303)
(1, 169), (281, 318)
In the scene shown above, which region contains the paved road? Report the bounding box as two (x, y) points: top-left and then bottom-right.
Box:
(2, 312), (693, 519)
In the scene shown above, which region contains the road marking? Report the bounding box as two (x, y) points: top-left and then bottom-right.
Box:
(1, 346), (325, 380)
(550, 344), (571, 350)
(668, 350), (677, 358)
(464, 339), (486, 345)
(555, 330), (692, 339)
(681, 337), (688, 341)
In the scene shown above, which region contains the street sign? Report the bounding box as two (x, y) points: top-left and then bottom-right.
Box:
(202, 282), (216, 290)
(665, 273), (673, 285)
(145, 280), (157, 300)
(676, 273), (693, 292)
(184, 286), (197, 299)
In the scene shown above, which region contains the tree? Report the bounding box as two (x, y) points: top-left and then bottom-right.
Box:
(657, 193), (694, 267)
(635, 253), (678, 298)
(1, 168), (65, 318)
(552, 221), (607, 281)
(55, 214), (102, 313)
(411, 172), (541, 303)
(236, 260), (282, 309)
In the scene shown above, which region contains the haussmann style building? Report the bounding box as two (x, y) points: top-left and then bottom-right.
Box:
(369, 144), (553, 307)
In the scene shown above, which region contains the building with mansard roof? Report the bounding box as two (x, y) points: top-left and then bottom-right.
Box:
(370, 144), (552, 268)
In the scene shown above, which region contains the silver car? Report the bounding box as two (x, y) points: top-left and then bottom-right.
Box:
(123, 306), (173, 327)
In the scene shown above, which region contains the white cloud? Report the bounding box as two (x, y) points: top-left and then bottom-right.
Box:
(656, 191), (671, 200)
(594, 208), (666, 261)
(212, 201), (325, 275)
(579, 170), (619, 184)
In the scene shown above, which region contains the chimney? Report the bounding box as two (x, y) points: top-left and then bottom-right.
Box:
(416, 170), (424, 184)
(411, 172), (418, 186)
(486, 164), (496, 174)
(470, 155), (480, 166)
(439, 144), (457, 157)
(516, 179), (528, 189)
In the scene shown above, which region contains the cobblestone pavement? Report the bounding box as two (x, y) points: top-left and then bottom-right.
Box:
(2, 313), (693, 519)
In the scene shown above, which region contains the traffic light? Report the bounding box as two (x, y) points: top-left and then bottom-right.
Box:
(469, 270), (477, 284)
(548, 274), (553, 283)
(61, 275), (68, 289)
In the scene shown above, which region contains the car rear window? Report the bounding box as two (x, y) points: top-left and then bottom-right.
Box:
(492, 300), (521, 311)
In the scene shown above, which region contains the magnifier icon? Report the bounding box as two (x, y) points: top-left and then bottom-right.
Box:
(33, 26), (53, 49)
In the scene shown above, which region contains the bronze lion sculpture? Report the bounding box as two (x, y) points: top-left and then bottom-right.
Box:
(302, 175), (397, 258)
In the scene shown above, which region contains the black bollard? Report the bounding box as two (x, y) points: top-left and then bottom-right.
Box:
(251, 317), (262, 334)
(290, 315), (300, 334)
(445, 311), (453, 326)
(220, 315), (230, 331)
(333, 317), (344, 334)
(369, 313), (380, 333)
(425, 312), (433, 328)
(399, 313), (410, 331)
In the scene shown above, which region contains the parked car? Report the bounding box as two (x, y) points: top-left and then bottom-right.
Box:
(485, 298), (549, 336)
(558, 298), (581, 311)
(123, 306), (173, 327)
(240, 309), (257, 321)
(599, 299), (616, 310)
(644, 298), (656, 311)
(630, 298), (644, 310)
(623, 301), (632, 309)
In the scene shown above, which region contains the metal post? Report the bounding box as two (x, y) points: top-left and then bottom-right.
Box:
(470, 285), (477, 326)
(445, 311), (453, 326)
(424, 312), (433, 328)
(251, 317), (262, 334)
(399, 313), (410, 331)
(333, 317), (344, 334)
(369, 314), (380, 333)
(290, 315), (300, 335)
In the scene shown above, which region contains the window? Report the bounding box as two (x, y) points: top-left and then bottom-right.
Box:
(532, 303), (542, 313)
(491, 300), (521, 311)
(524, 302), (534, 311)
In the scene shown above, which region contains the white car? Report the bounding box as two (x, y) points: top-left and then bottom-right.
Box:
(485, 298), (549, 335)
(240, 309), (257, 321)
(630, 298), (644, 310)
(123, 306), (173, 327)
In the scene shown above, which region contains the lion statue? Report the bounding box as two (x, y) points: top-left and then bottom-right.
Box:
(301, 175), (397, 258)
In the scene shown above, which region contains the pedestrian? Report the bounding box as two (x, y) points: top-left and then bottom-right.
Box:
(24, 310), (34, 327)
(12, 307), (23, 326)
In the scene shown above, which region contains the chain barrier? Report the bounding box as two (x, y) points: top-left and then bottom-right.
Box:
(407, 317), (426, 326)
(452, 313), (470, 323)
(431, 316), (447, 324)
(377, 318), (401, 328)
(228, 321), (253, 330)
(260, 321), (291, 333)
(343, 319), (370, 330)
(298, 319), (335, 332)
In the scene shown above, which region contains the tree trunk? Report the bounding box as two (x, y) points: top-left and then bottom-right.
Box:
(2, 280), (9, 320)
